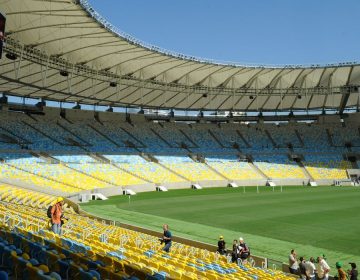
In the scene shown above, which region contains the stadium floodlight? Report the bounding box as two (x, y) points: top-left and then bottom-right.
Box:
(60, 70), (69, 77)
(109, 81), (117, 87)
(5, 52), (17, 60)
(202, 93), (208, 98)
(249, 95), (254, 100)
(297, 94), (302, 99)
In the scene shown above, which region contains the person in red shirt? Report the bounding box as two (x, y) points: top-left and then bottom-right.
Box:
(51, 197), (67, 235)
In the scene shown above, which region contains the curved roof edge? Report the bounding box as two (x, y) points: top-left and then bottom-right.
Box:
(80, 0), (359, 69)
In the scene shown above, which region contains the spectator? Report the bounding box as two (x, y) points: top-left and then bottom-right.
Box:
(317, 255), (330, 280)
(299, 256), (307, 279)
(51, 197), (67, 235)
(217, 236), (226, 255)
(231, 239), (238, 262)
(348, 263), (358, 280)
(237, 237), (250, 261)
(289, 249), (299, 274)
(161, 224), (172, 253)
(334, 262), (347, 280)
(305, 257), (316, 280)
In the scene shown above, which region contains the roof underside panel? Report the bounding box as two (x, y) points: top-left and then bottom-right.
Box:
(0, 0), (359, 111)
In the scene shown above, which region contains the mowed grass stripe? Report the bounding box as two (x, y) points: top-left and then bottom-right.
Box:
(81, 186), (360, 268)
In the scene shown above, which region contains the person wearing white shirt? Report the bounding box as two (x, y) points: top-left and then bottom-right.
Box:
(305, 257), (316, 280)
(289, 249), (299, 274)
(317, 256), (330, 280)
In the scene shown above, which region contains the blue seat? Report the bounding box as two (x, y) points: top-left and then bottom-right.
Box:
(0, 271), (8, 280)
(79, 268), (98, 280)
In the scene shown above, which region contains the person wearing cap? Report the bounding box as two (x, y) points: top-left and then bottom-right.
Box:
(316, 255), (330, 280)
(51, 197), (66, 235)
(217, 236), (226, 255)
(237, 237), (250, 261)
(348, 263), (358, 280)
(335, 262), (347, 280)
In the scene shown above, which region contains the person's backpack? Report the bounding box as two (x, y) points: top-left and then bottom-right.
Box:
(47, 205), (53, 218)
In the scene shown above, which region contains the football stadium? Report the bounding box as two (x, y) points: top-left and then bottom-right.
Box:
(0, 0), (359, 279)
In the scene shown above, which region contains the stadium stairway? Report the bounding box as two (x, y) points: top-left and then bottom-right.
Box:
(294, 129), (305, 147)
(247, 158), (269, 181)
(203, 162), (230, 181)
(235, 130), (251, 148)
(154, 161), (191, 183)
(149, 128), (173, 148)
(264, 130), (277, 148)
(88, 124), (124, 149)
(295, 160), (315, 183)
(178, 130), (199, 148)
(3, 162), (85, 193)
(22, 121), (66, 148)
(207, 130), (225, 149)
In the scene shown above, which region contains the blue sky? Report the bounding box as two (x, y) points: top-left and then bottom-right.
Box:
(88, 0), (360, 66)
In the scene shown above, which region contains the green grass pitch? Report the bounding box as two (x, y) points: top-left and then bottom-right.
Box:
(81, 186), (360, 270)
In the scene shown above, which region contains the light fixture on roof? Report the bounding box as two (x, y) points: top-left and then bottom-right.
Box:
(60, 70), (69, 77)
(109, 81), (117, 87)
(202, 93), (208, 98)
(5, 52), (17, 60)
(72, 102), (81, 110)
(297, 94), (302, 99)
(138, 108), (144, 114)
(106, 106), (113, 112)
(249, 95), (254, 100)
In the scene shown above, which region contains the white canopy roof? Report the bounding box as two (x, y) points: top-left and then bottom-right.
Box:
(0, 0), (359, 111)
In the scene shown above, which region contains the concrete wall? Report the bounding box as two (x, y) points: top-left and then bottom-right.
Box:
(65, 108), (94, 121)
(98, 111), (126, 122)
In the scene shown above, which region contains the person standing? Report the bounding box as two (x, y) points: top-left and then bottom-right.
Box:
(161, 224), (172, 253)
(51, 197), (65, 235)
(231, 239), (238, 262)
(317, 255), (330, 280)
(289, 249), (299, 275)
(298, 257), (307, 279)
(335, 262), (347, 280)
(348, 263), (358, 280)
(217, 236), (226, 255)
(305, 257), (316, 280)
